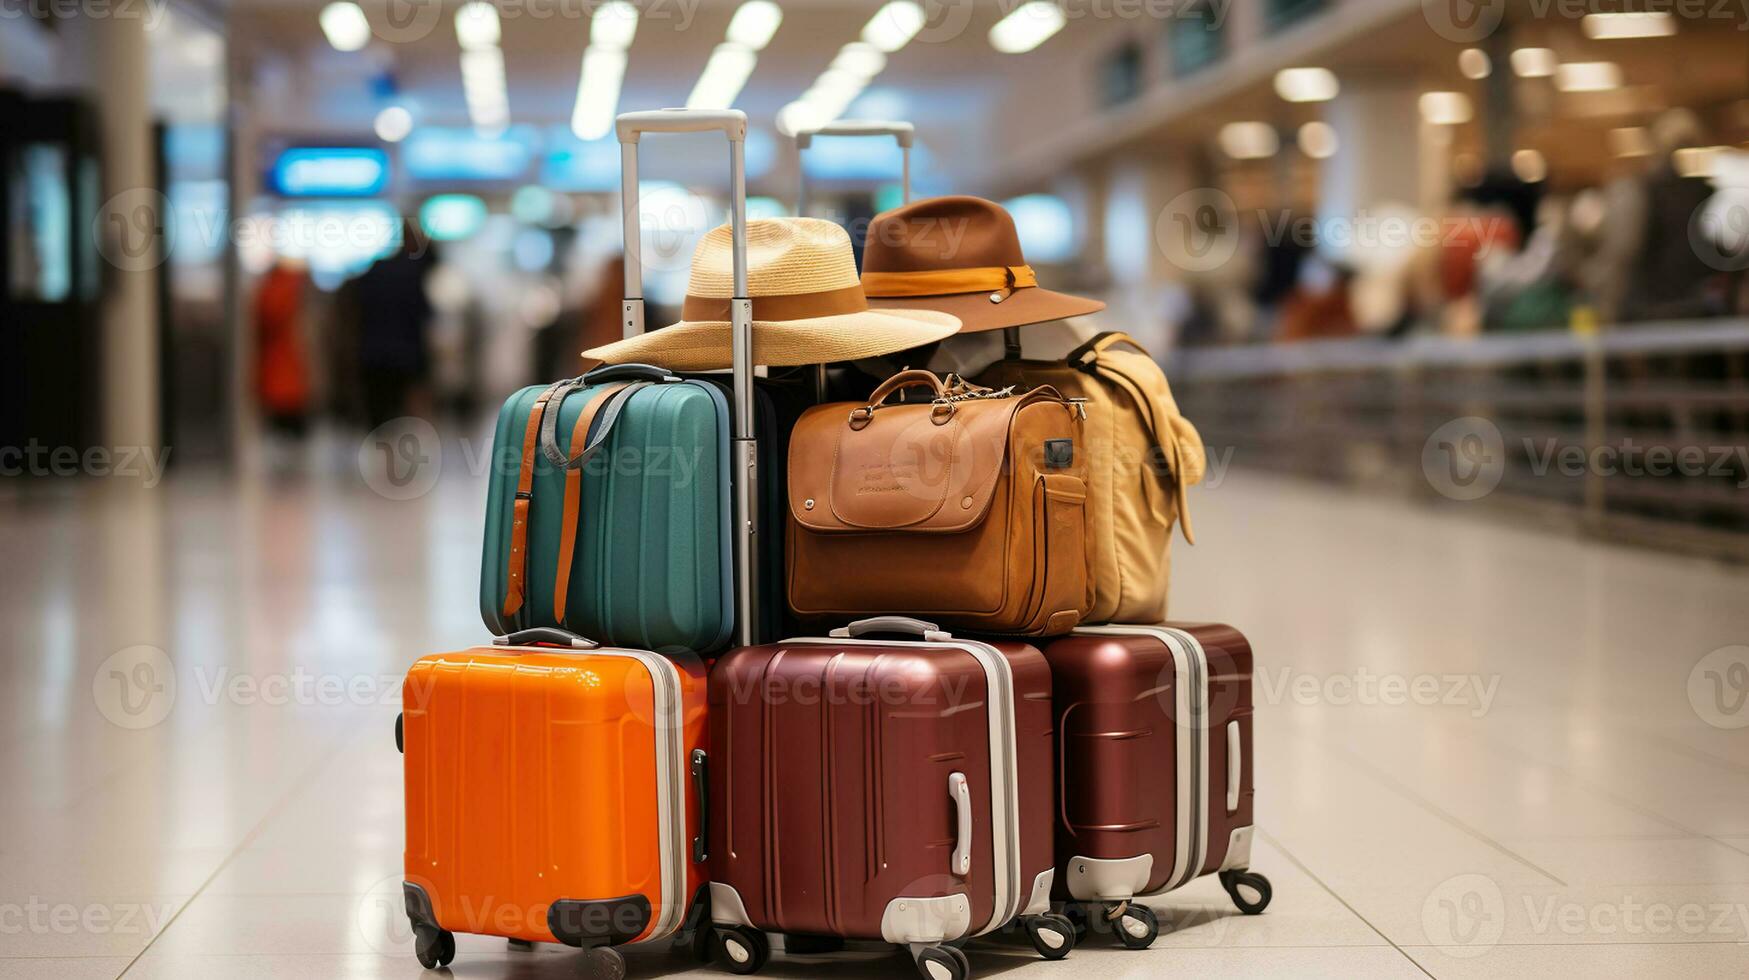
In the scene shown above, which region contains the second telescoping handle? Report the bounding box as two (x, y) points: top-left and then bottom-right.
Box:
(616, 107), (758, 647)
(795, 119), (914, 215)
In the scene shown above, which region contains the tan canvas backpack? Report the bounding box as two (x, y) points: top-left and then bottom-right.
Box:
(972, 331), (1205, 622)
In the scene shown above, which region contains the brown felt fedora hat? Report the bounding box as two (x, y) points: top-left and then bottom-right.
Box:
(584, 217), (959, 370)
(861, 195), (1104, 333)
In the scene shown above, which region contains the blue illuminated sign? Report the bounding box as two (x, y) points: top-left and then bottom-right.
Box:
(271, 147), (390, 197)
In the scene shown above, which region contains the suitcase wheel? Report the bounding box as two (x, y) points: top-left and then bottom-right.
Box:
(1114, 904), (1159, 950)
(1023, 914), (1075, 960)
(582, 944), (626, 980)
(413, 926), (455, 969)
(713, 925), (769, 975)
(395, 713), (404, 754)
(913, 944), (970, 980)
(1220, 870), (1273, 915)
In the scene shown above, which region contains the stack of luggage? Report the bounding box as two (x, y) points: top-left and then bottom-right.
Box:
(397, 109), (1271, 980)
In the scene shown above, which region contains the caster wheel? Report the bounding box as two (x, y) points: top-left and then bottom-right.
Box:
(1059, 903), (1092, 940)
(395, 713), (404, 753)
(714, 926), (769, 975)
(582, 945), (626, 980)
(1220, 870), (1273, 915)
(414, 927), (455, 969)
(914, 945), (969, 980)
(1024, 914), (1074, 960)
(1115, 904), (1159, 950)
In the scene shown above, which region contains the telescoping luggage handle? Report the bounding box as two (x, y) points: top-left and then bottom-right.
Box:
(794, 119), (913, 216)
(616, 108), (760, 648)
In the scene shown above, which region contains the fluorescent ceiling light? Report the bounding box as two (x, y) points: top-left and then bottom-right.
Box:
(989, 1), (1066, 54)
(777, 100), (829, 137)
(1556, 61), (1622, 92)
(831, 42), (886, 79)
(1219, 122), (1278, 160)
(319, 2), (371, 52)
(1458, 48), (1490, 80)
(862, 1), (925, 53)
(686, 43), (758, 110)
(1673, 145), (1722, 178)
(572, 46), (628, 140)
(727, 0), (783, 51)
(1511, 148), (1546, 183)
(461, 48), (509, 135)
(1582, 11), (1675, 39)
(1273, 67), (1339, 103)
(1297, 121), (1338, 159)
(374, 105), (413, 142)
(455, 2), (501, 50)
(1510, 47), (1557, 78)
(591, 0), (640, 51)
(1419, 91), (1473, 125)
(1608, 126), (1652, 157)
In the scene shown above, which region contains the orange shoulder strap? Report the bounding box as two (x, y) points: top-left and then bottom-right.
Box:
(552, 381), (634, 625)
(502, 381), (570, 620)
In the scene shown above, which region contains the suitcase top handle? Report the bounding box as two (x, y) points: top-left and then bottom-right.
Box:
(794, 117), (913, 215)
(616, 107), (759, 647)
(829, 616), (952, 643)
(495, 626), (600, 649)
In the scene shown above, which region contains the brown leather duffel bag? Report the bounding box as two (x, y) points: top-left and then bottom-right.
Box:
(786, 369), (1093, 635)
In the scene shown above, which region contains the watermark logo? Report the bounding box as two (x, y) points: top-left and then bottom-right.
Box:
(1688, 645), (1749, 729)
(94, 187), (172, 273)
(1422, 873), (1505, 955)
(1422, 416), (1505, 501)
(359, 417), (443, 501)
(1259, 666), (1500, 718)
(364, 0), (444, 44)
(356, 874), (419, 955)
(908, 0), (977, 45)
(1421, 0), (1506, 42)
(1690, 196), (1749, 273)
(1156, 188), (1239, 274)
(92, 645), (176, 729)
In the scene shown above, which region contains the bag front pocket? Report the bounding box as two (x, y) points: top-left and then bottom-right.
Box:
(1029, 473), (1091, 634)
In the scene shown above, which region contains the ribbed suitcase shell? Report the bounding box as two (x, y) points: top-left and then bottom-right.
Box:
(707, 634), (1057, 945)
(1044, 622), (1257, 901)
(479, 381), (732, 653)
(402, 644), (708, 947)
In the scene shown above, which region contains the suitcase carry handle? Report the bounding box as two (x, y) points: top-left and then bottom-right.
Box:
(583, 362), (684, 385)
(795, 119), (913, 216)
(949, 771), (972, 877)
(830, 616), (952, 642)
(495, 627), (600, 649)
(618, 107), (758, 648)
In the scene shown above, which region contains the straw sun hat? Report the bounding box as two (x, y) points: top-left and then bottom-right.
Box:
(583, 217), (960, 370)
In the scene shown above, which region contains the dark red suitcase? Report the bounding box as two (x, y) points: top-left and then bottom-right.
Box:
(705, 616), (1075, 980)
(1042, 622), (1272, 948)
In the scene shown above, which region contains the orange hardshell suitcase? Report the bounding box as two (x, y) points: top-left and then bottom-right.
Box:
(400, 627), (711, 976)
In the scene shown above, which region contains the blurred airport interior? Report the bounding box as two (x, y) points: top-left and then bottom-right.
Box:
(1, 0), (1746, 549)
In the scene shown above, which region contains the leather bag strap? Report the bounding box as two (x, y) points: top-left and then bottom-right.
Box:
(552, 381), (636, 625)
(503, 380), (571, 620)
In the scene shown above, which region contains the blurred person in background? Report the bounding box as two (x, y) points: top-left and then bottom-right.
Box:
(352, 220), (436, 427)
(253, 256), (313, 471)
(1619, 110), (1731, 322)
(1276, 257), (1357, 343)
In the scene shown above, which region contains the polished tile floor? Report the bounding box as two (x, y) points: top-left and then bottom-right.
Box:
(3, 449), (1748, 979)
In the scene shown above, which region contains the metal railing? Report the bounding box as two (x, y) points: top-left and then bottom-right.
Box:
(1170, 319), (1749, 559)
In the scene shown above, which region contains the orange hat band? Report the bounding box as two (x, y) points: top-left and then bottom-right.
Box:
(862, 264), (1038, 300)
(680, 283), (869, 322)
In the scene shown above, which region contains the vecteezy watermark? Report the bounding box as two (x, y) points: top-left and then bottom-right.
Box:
(1420, 0), (1507, 42)
(92, 645), (177, 730)
(1156, 188), (1240, 275)
(1258, 666), (1501, 718)
(0, 898), (178, 938)
(1422, 873), (1749, 956)
(1422, 874), (1506, 956)
(1688, 645), (1749, 730)
(1423, 0), (1749, 43)
(359, 417), (443, 502)
(94, 647), (419, 729)
(0, 0), (170, 28)
(1422, 417), (1506, 502)
(1691, 196), (1749, 273)
(0, 441), (171, 487)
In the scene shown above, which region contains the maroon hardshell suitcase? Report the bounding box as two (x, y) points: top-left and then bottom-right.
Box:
(1042, 622), (1272, 948)
(705, 616), (1075, 980)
